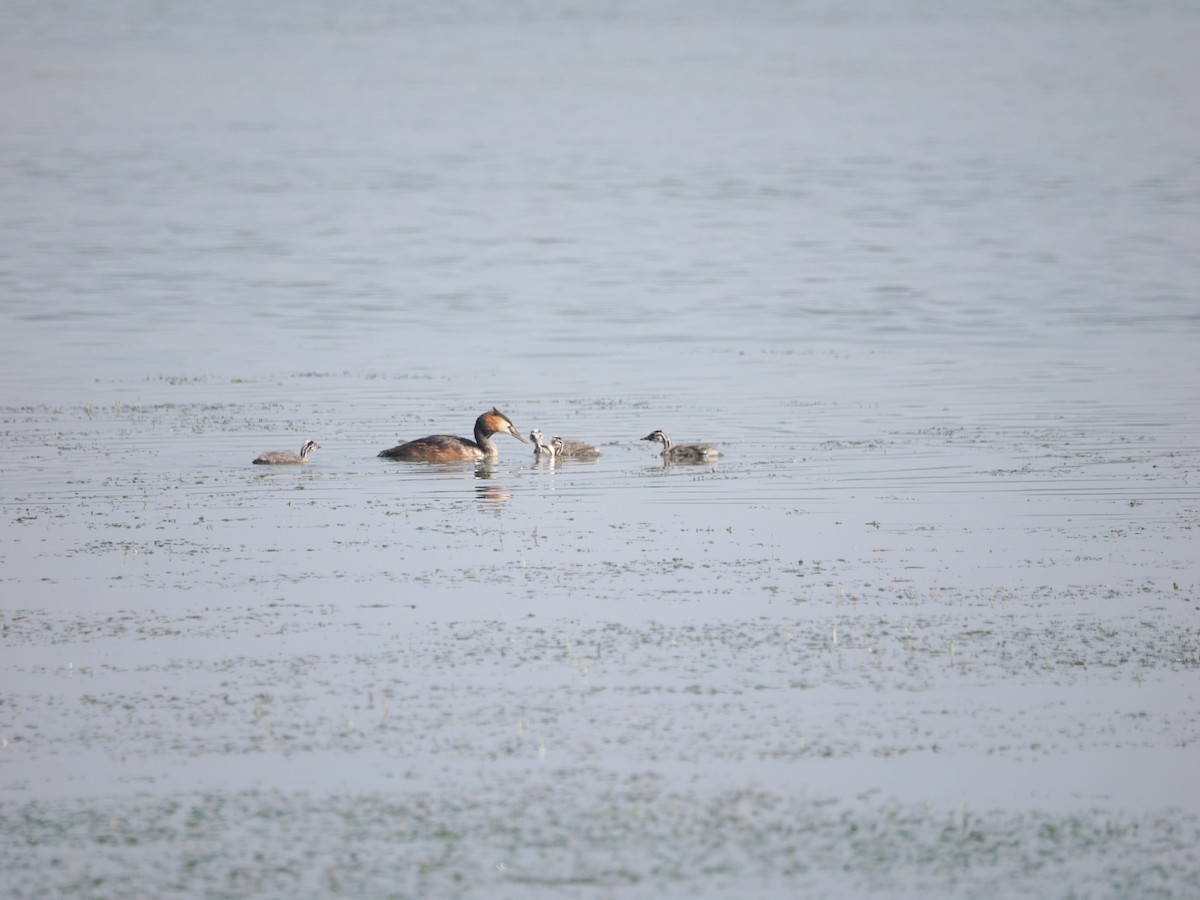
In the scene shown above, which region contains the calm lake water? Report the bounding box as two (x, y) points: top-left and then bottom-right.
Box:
(2, 1), (1199, 897)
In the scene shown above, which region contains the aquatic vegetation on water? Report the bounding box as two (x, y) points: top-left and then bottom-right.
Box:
(2, 788), (1197, 899)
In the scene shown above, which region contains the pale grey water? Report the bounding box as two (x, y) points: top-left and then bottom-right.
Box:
(2, 1), (1200, 897)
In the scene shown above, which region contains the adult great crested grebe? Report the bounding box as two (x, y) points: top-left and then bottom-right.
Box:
(379, 408), (528, 461)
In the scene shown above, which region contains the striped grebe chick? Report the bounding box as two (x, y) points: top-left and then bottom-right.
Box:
(379, 408), (528, 462)
(253, 439), (320, 465)
(551, 435), (600, 459)
(530, 429), (557, 458)
(641, 429), (720, 463)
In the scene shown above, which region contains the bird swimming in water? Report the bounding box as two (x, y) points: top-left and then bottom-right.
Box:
(379, 408), (528, 461)
(641, 429), (720, 463)
(530, 429), (556, 458)
(530, 429), (599, 459)
(551, 435), (600, 458)
(253, 440), (320, 465)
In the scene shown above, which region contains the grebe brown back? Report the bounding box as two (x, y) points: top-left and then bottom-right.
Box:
(379, 408), (528, 461)
(641, 429), (720, 463)
(253, 440), (320, 465)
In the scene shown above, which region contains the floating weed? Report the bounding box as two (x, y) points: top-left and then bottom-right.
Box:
(4, 788), (1179, 899)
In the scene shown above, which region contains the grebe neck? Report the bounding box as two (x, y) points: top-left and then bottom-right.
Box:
(473, 420), (498, 457)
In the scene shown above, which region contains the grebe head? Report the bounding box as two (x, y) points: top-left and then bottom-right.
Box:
(551, 436), (565, 456)
(530, 428), (555, 456)
(300, 440), (320, 459)
(641, 429), (671, 448)
(478, 408), (529, 444)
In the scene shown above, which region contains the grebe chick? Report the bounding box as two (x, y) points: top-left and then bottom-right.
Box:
(378, 408), (529, 462)
(530, 429), (557, 458)
(641, 429), (720, 463)
(551, 435), (600, 459)
(253, 440), (320, 465)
